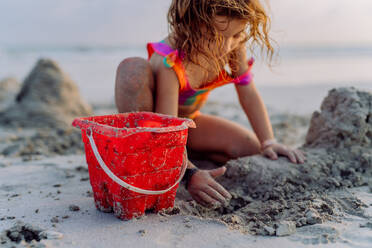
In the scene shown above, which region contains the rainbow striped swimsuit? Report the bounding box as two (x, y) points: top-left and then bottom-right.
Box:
(147, 40), (254, 119)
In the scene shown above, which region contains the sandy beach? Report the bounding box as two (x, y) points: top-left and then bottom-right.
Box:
(0, 59), (371, 248)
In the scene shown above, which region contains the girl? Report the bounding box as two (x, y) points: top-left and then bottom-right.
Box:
(115, 0), (306, 208)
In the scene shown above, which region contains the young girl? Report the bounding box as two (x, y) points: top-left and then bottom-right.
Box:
(115, 0), (305, 208)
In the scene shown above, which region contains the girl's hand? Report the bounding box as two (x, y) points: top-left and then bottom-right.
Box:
(262, 142), (306, 164)
(187, 167), (232, 208)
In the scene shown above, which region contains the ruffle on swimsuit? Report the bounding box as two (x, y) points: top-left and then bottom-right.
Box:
(147, 40), (254, 119)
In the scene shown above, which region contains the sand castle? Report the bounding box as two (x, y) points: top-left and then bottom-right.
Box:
(0, 59), (92, 157)
(0, 58), (92, 128)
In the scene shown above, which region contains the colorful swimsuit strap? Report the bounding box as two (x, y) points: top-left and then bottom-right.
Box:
(231, 57), (255, 86)
(147, 41), (192, 92)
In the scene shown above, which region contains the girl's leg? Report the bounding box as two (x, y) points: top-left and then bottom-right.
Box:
(187, 113), (262, 164)
(115, 57), (155, 113)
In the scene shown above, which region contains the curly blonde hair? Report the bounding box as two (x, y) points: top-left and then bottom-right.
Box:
(168, 0), (274, 77)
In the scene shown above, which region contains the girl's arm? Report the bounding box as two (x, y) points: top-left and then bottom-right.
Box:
(155, 66), (201, 168)
(154, 65), (179, 116)
(235, 81), (275, 146)
(155, 66), (200, 169)
(155, 63), (232, 206)
(230, 46), (305, 163)
(229, 45), (274, 146)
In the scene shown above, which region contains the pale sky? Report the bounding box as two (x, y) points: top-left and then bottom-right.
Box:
(1, 0), (372, 46)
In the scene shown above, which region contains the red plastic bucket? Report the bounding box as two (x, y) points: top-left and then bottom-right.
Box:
(72, 112), (195, 220)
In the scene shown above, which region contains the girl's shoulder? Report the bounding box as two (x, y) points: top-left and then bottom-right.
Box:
(147, 38), (182, 68)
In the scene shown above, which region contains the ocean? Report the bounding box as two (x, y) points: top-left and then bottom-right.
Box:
(1, 44), (371, 115)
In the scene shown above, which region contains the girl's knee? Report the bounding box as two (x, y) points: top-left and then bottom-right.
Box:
(117, 57), (149, 71)
(116, 57), (154, 92)
(116, 57), (153, 84)
(115, 57), (155, 113)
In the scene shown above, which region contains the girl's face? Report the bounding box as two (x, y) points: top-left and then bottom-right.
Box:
(213, 16), (247, 57)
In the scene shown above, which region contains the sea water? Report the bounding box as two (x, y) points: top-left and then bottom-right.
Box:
(1, 44), (371, 115)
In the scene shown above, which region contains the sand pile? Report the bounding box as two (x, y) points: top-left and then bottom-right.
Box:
(0, 58), (92, 128)
(0, 77), (21, 112)
(175, 87), (372, 236)
(305, 87), (371, 148)
(0, 58), (92, 157)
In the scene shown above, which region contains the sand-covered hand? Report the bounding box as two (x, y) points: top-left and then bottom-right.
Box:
(263, 143), (306, 164)
(187, 167), (232, 208)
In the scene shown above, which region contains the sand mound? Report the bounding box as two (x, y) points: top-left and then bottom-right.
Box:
(175, 87), (372, 236)
(0, 77), (21, 112)
(305, 87), (371, 148)
(0, 58), (92, 128)
(0, 59), (93, 157)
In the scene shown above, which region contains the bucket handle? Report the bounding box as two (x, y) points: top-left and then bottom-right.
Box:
(87, 128), (188, 195)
